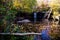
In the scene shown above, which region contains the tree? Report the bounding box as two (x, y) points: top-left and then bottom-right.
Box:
(13, 0), (37, 13)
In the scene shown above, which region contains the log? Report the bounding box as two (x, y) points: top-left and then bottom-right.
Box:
(0, 33), (41, 35)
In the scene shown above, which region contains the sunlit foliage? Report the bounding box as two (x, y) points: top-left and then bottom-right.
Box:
(48, 0), (60, 16)
(12, 0), (36, 13)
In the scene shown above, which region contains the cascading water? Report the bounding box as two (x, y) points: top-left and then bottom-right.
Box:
(34, 12), (37, 23)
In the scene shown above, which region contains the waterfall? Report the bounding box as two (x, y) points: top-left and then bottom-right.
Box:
(34, 12), (37, 23)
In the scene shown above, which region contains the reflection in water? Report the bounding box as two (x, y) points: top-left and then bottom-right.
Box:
(34, 20), (60, 40)
(1, 20), (60, 40)
(41, 29), (50, 40)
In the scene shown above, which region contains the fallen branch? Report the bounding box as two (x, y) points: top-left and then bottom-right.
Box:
(0, 33), (41, 35)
